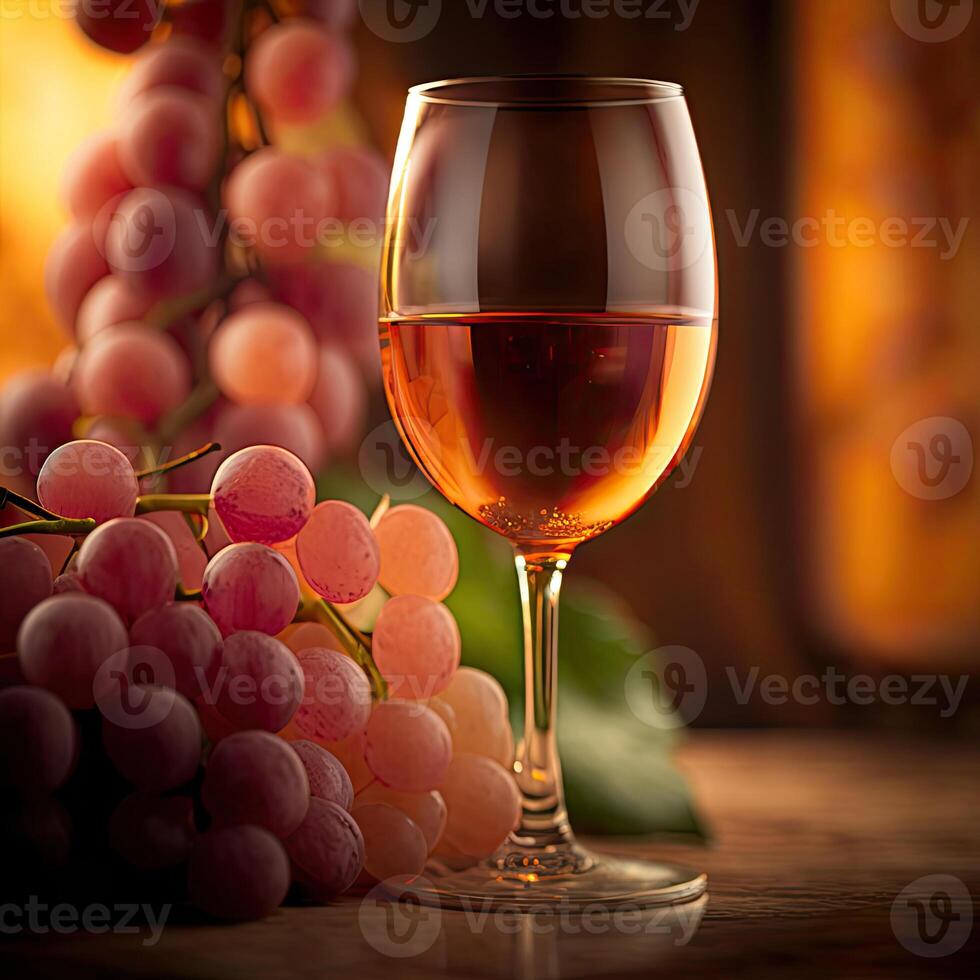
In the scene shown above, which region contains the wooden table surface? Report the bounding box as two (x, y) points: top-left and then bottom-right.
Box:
(5, 731), (978, 979)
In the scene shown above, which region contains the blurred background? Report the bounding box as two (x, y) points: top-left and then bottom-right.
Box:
(1, 0), (977, 734)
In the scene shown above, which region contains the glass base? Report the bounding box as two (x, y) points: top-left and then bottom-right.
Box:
(387, 842), (707, 912)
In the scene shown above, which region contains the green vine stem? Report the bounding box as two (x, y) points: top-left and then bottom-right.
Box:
(0, 517), (96, 539)
(155, 380), (221, 448)
(368, 494), (391, 529)
(135, 493), (212, 518)
(136, 442), (222, 480)
(0, 487), (59, 521)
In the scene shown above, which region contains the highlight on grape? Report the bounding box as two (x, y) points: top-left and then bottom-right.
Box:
(0, 441), (521, 922)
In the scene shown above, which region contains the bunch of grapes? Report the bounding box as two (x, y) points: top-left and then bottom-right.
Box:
(0, 0), (386, 524)
(0, 441), (520, 921)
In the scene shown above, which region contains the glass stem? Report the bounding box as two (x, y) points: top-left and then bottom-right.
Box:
(512, 551), (574, 849)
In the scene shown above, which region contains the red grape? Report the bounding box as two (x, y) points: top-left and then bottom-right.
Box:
(53, 571), (83, 594)
(440, 754), (521, 859)
(213, 403), (326, 474)
(17, 594), (128, 709)
(189, 825), (290, 921)
(60, 132), (133, 221)
(352, 802), (428, 881)
(245, 21), (354, 124)
(202, 543), (300, 637)
(364, 701), (452, 792)
(284, 797), (364, 901)
(109, 793), (196, 870)
(37, 439), (139, 524)
(118, 35), (225, 106)
(141, 511), (208, 592)
(308, 344), (366, 454)
(209, 302), (318, 405)
(0, 686), (77, 796)
(301, 0), (358, 30)
(196, 695), (238, 744)
(355, 784), (447, 854)
(319, 145), (389, 223)
(211, 445), (315, 545)
(73, 0), (161, 54)
(435, 667), (514, 768)
(291, 739), (354, 810)
(213, 631), (303, 732)
(296, 500), (379, 603)
(290, 647), (372, 743)
(0, 538), (53, 652)
(169, 0), (235, 48)
(203, 730), (310, 837)
(101, 684), (202, 790)
(76, 274), (154, 344)
(44, 224), (109, 335)
(0, 371), (78, 478)
(374, 505), (459, 601)
(228, 277), (272, 310)
(77, 517), (179, 624)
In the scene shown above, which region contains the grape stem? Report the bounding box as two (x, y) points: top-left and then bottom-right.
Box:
(0, 486), (60, 521)
(136, 442), (223, 480)
(297, 596), (389, 701)
(135, 493), (212, 518)
(0, 517), (96, 539)
(368, 494), (391, 529)
(156, 380), (220, 447)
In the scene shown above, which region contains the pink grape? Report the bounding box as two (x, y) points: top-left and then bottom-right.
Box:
(141, 511), (208, 592)
(278, 621), (340, 654)
(119, 88), (221, 191)
(435, 667), (514, 768)
(374, 505), (459, 601)
(352, 803), (428, 882)
(130, 603), (221, 699)
(74, 324), (191, 427)
(214, 631), (303, 732)
(317, 732), (373, 793)
(0, 537), (53, 651)
(203, 730), (309, 837)
(209, 303), (317, 406)
(44, 224), (108, 335)
(169, 0), (234, 48)
(424, 695), (457, 735)
(17, 594), (128, 708)
(228, 277), (272, 310)
(102, 684), (202, 791)
(284, 797), (364, 902)
(308, 344), (366, 454)
(302, 0), (358, 29)
(319, 146), (389, 223)
(0, 686), (77, 795)
(212, 446), (315, 545)
(73, 0), (160, 53)
(118, 35), (225, 106)
(37, 439), (139, 524)
(76, 275), (154, 344)
(355, 784), (447, 853)
(440, 754), (521, 859)
(0, 370), (78, 477)
(202, 543), (300, 637)
(106, 187), (219, 299)
(77, 518), (179, 624)
(189, 825), (290, 921)
(109, 793), (196, 870)
(214, 403), (326, 474)
(291, 740), (354, 810)
(52, 571), (83, 594)
(60, 132), (132, 221)
(290, 647), (372, 743)
(52, 346), (78, 384)
(296, 500), (379, 603)
(371, 595), (460, 700)
(84, 417), (144, 467)
(245, 21), (354, 124)
(364, 701), (452, 792)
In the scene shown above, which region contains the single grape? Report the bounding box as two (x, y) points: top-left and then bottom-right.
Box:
(364, 701), (452, 792)
(371, 595), (460, 700)
(0, 538), (53, 651)
(76, 275), (154, 344)
(290, 647), (372, 743)
(214, 403), (326, 474)
(109, 793), (196, 870)
(301, 0), (358, 29)
(37, 439), (139, 524)
(423, 696), (457, 736)
(119, 87), (221, 191)
(319, 145), (389, 224)
(196, 695), (238, 745)
(291, 740), (354, 810)
(440, 754), (521, 859)
(189, 825), (290, 921)
(228, 277), (272, 310)
(73, 0), (160, 53)
(118, 35), (225, 106)
(214, 631), (303, 732)
(308, 344), (367, 454)
(0, 686), (77, 796)
(355, 784), (447, 854)
(284, 797), (364, 902)
(141, 511), (208, 592)
(434, 667), (514, 768)
(60, 132), (133, 221)
(77, 518), (179, 624)
(0, 371), (78, 477)
(374, 505), (459, 602)
(169, 0), (234, 48)
(211, 445), (315, 547)
(352, 803), (428, 882)
(202, 543), (300, 637)
(44, 224), (108, 335)
(278, 621), (340, 654)
(202, 730), (309, 837)
(101, 684), (202, 791)
(296, 500), (379, 603)
(129, 603), (221, 700)
(17, 594), (128, 709)
(245, 21), (354, 124)
(74, 324), (191, 427)
(52, 571), (83, 595)
(83, 417), (145, 468)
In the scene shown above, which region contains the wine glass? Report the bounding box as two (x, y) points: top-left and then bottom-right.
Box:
(379, 76), (717, 909)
